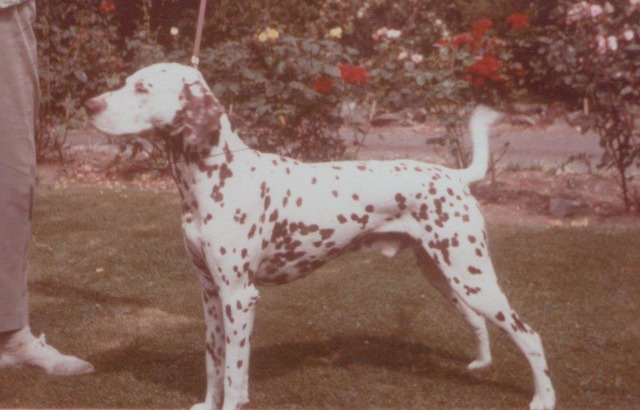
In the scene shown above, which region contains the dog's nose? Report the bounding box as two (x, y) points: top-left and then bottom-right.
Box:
(84, 98), (106, 116)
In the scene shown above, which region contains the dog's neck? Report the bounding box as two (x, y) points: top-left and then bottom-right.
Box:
(164, 116), (253, 215)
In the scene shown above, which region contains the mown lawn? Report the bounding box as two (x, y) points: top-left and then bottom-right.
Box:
(0, 186), (638, 409)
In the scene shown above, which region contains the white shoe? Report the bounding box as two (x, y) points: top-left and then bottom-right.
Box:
(0, 327), (94, 376)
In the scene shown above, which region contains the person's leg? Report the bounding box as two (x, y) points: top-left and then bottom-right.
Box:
(0, 0), (39, 336)
(0, 0), (93, 376)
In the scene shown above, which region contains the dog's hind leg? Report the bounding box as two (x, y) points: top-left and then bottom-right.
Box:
(425, 241), (556, 410)
(415, 248), (492, 370)
(456, 278), (555, 410)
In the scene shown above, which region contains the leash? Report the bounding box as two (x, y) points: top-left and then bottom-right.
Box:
(191, 0), (208, 67)
(206, 146), (256, 159)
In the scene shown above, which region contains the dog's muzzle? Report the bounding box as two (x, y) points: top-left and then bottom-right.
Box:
(84, 98), (107, 117)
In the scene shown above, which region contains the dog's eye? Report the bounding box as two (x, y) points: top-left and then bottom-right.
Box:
(135, 82), (149, 94)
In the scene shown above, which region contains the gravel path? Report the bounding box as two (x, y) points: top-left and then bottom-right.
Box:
(344, 120), (602, 171)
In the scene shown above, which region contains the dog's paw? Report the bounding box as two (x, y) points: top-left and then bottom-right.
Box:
(529, 392), (556, 410)
(467, 357), (492, 371)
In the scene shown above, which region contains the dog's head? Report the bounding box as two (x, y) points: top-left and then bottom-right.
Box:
(86, 63), (225, 148)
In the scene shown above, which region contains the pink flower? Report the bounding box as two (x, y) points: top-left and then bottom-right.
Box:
(596, 35), (607, 54)
(411, 54), (424, 64)
(567, 1), (590, 24)
(607, 35), (618, 51)
(372, 27), (401, 41)
(590, 4), (604, 17)
(451, 32), (474, 48)
(372, 27), (388, 41)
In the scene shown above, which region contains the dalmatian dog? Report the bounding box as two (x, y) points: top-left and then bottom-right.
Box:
(85, 63), (555, 410)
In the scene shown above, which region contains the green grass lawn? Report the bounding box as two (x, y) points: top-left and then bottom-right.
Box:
(1, 186), (638, 409)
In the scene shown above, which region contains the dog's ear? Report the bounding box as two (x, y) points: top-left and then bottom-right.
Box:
(179, 80), (225, 148)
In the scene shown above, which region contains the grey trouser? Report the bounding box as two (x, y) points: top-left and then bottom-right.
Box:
(0, 0), (38, 333)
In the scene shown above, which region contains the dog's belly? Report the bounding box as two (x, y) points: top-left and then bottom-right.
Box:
(254, 230), (413, 285)
(254, 253), (331, 285)
(253, 225), (359, 285)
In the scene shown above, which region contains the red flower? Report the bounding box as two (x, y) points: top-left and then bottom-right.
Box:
(99, 0), (116, 14)
(472, 19), (493, 39)
(474, 76), (487, 88)
(312, 77), (334, 94)
(338, 65), (369, 86)
(452, 32), (474, 48)
(506, 13), (529, 30)
(436, 34), (474, 49)
(467, 55), (503, 78)
(466, 55), (506, 87)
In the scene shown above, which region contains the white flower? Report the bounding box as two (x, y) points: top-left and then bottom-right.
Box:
(267, 28), (280, 40)
(567, 1), (589, 24)
(590, 4), (604, 18)
(411, 53), (424, 64)
(631, 0), (640, 6)
(170, 27), (179, 36)
(328, 27), (343, 39)
(623, 29), (635, 41)
(397, 51), (409, 61)
(435, 19), (443, 26)
(258, 27), (280, 42)
(386, 29), (402, 39)
(607, 35), (618, 51)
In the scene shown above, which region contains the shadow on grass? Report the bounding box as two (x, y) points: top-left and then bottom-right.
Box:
(89, 339), (205, 397)
(30, 278), (151, 307)
(252, 335), (529, 398)
(88, 334), (529, 401)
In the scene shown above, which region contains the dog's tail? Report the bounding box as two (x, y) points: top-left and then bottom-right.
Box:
(456, 105), (502, 185)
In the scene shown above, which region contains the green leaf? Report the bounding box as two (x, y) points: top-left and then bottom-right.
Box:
(56, 124), (67, 138)
(74, 70), (88, 83)
(621, 86), (634, 96)
(289, 81), (306, 90)
(324, 65), (341, 77)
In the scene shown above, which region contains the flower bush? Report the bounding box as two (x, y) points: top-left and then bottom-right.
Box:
(35, 0), (533, 164)
(522, 0), (640, 211)
(363, 12), (529, 168)
(197, 32), (364, 161)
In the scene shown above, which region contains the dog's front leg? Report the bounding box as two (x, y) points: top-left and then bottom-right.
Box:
(190, 274), (226, 410)
(219, 280), (260, 410)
